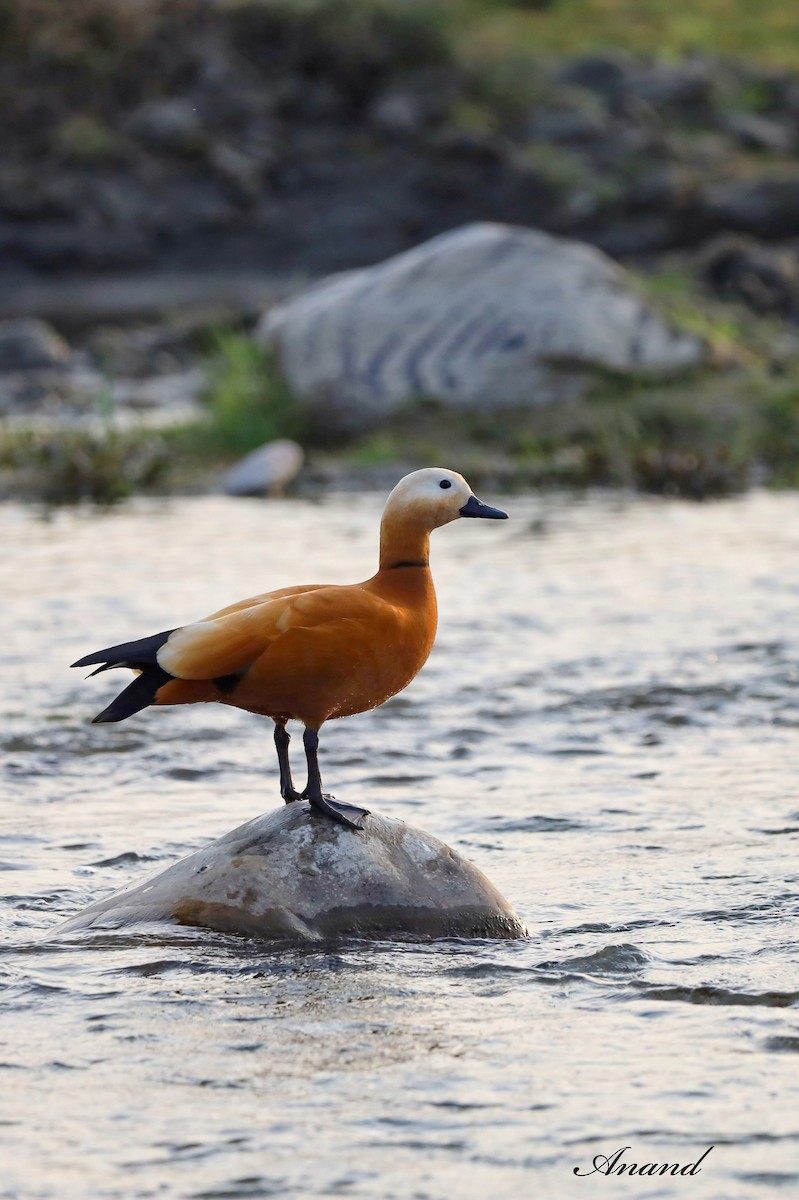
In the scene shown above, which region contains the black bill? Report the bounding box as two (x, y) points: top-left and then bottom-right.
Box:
(459, 495), (509, 519)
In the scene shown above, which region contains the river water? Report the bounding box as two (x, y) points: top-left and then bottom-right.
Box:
(2, 489), (799, 1199)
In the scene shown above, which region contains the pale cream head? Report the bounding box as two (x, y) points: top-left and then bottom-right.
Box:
(383, 468), (475, 531)
(379, 468), (507, 569)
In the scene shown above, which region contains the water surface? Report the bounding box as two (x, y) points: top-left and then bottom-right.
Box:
(2, 490), (799, 1198)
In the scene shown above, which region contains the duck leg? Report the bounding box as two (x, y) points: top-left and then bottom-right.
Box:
(274, 721), (303, 804)
(302, 727), (370, 831)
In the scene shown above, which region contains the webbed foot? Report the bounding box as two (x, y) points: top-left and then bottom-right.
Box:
(309, 792), (370, 831)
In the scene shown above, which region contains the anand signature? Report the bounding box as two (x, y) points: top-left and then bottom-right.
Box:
(574, 1145), (714, 1178)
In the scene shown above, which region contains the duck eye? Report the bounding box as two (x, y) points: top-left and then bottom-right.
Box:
(439, 480), (452, 489)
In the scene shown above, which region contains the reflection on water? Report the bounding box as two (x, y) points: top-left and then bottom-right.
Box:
(2, 491), (799, 1198)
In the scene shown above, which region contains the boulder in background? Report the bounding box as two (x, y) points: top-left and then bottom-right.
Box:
(258, 223), (708, 433)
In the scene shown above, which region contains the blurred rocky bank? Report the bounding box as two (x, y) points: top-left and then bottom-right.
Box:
(3, 0), (799, 502)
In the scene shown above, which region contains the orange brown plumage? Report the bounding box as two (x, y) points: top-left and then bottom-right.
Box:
(72, 468), (508, 828)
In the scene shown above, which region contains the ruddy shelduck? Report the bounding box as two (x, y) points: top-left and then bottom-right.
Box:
(72, 468), (508, 829)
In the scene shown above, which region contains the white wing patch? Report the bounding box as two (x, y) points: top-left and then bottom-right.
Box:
(157, 618), (263, 680)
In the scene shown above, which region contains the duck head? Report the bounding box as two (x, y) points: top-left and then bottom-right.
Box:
(379, 468), (507, 569)
(385, 468), (508, 529)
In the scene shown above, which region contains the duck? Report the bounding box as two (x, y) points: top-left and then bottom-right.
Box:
(71, 468), (508, 830)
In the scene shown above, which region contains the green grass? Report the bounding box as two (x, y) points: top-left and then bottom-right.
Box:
(7, 0), (799, 84)
(636, 261), (799, 372)
(51, 113), (120, 162)
(0, 0), (453, 81)
(0, 334), (307, 504)
(461, 0), (799, 69)
(0, 423), (170, 504)
(174, 332), (306, 461)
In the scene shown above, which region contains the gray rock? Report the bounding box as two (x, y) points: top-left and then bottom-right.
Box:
(368, 88), (432, 134)
(112, 368), (207, 414)
(53, 804), (527, 942)
(558, 54), (629, 96)
(0, 357), (206, 426)
(560, 55), (713, 112)
(621, 61), (713, 112)
(366, 68), (459, 135)
(700, 235), (799, 316)
(126, 99), (206, 153)
(625, 166), (701, 213)
(223, 438), (304, 496)
(208, 141), (264, 200)
(526, 104), (610, 145)
(703, 175), (799, 239)
(258, 222), (707, 433)
(723, 112), (795, 154)
(0, 318), (71, 373)
(9, 220), (158, 272)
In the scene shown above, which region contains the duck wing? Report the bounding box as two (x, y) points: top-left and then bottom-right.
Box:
(157, 584), (381, 681)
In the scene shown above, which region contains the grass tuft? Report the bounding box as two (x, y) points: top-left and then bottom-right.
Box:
(173, 332), (306, 460)
(0, 424), (170, 505)
(456, 0), (799, 70)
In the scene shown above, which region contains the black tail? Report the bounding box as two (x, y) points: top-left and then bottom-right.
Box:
(71, 629), (176, 724)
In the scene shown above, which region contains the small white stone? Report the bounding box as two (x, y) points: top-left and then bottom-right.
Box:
(222, 438), (304, 497)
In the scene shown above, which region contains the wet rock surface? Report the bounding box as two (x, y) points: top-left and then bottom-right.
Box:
(54, 803), (527, 942)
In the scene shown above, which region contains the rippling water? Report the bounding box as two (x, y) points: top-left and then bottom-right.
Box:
(3, 490), (799, 1198)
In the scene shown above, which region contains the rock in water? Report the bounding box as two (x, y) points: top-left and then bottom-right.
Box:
(258, 222), (707, 434)
(54, 805), (526, 942)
